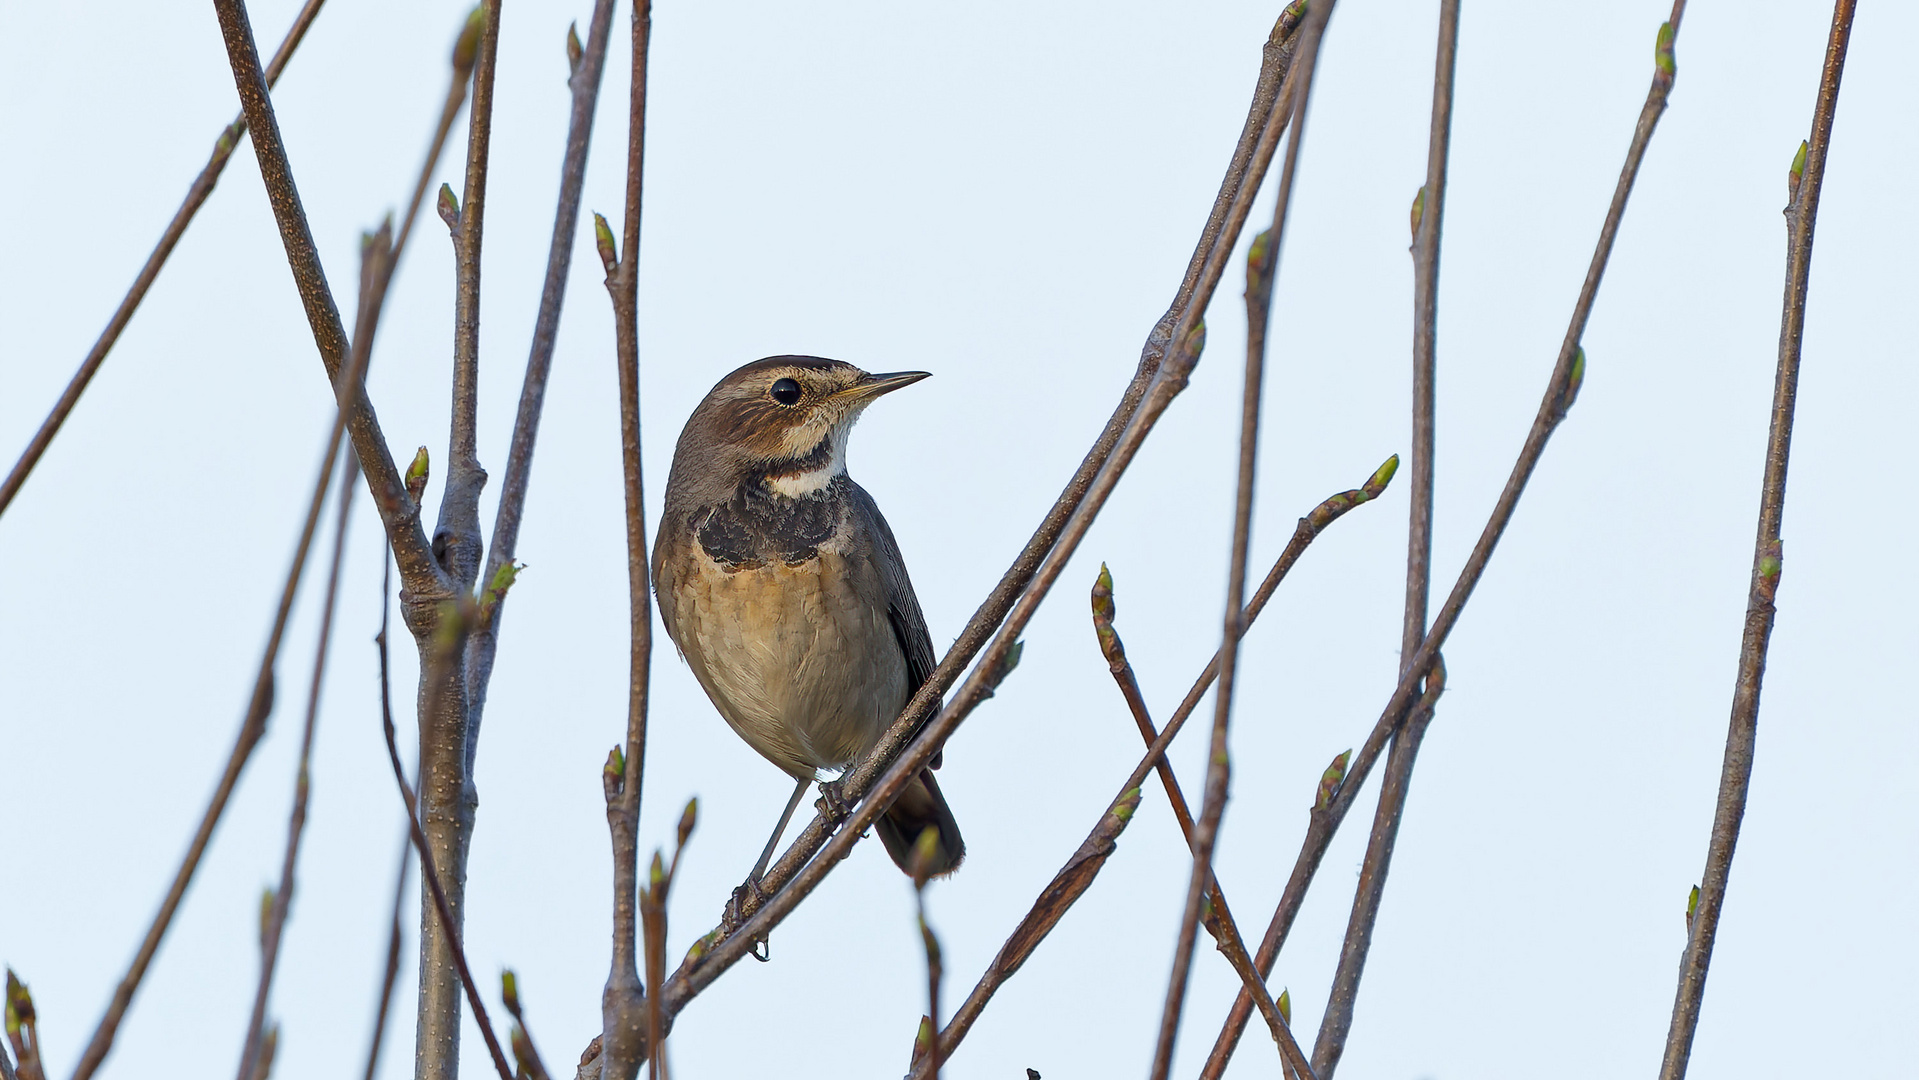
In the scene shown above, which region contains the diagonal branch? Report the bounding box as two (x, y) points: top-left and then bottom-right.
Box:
(1093, 565), (1317, 1079)
(908, 463), (1396, 1079)
(208, 0), (444, 599)
(1657, 2), (1853, 1075)
(1307, 1), (1459, 1073)
(463, 0), (620, 775)
(64, 37), (392, 1068)
(1152, 2), (1334, 1074)
(0, 0), (329, 522)
(1203, 5), (1691, 1071)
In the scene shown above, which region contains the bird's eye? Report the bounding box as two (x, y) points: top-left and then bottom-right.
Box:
(769, 377), (803, 406)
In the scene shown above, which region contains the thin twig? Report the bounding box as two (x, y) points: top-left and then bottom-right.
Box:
(377, 603), (515, 1080)
(502, 971), (556, 1080)
(1090, 566), (1315, 1079)
(1203, 5), (1690, 1070)
(908, 463), (1396, 1079)
(1658, 3), (1851, 1075)
(588, 0), (654, 1076)
(235, 437), (361, 1080)
(676, 5), (1311, 959)
(1307, 2), (1459, 1073)
(394, 6), (486, 268)
(0, 0), (328, 521)
(464, 0), (619, 775)
(1152, 3), (1333, 1072)
(64, 22), (392, 1060)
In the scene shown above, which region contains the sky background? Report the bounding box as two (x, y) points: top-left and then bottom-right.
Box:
(2, 2), (1914, 1078)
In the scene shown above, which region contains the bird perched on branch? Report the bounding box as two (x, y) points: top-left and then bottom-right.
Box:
(654, 356), (964, 883)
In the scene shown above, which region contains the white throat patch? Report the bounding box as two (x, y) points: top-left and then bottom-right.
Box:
(766, 425), (849, 498)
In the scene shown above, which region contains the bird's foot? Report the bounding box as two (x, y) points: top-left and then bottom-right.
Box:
(814, 777), (852, 824)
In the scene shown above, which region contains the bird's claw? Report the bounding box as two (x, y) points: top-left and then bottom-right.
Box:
(814, 777), (852, 823)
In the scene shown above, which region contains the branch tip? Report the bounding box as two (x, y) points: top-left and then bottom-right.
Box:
(592, 211), (618, 277)
(1364, 453), (1400, 500)
(500, 969), (520, 1016)
(677, 797), (700, 849)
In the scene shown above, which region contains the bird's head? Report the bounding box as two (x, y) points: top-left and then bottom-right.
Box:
(674, 355), (930, 497)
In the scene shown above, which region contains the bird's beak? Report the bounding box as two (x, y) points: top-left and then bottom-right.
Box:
(836, 370), (932, 402)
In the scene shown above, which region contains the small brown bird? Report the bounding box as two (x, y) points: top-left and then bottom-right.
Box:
(653, 356), (964, 880)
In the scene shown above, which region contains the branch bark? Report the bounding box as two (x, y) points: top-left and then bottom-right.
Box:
(1657, 3), (1852, 1075)
(1307, 2), (1458, 1073)
(593, 1), (654, 1077)
(1151, 3), (1333, 1074)
(0, 0), (329, 521)
(1203, 6), (1690, 1072)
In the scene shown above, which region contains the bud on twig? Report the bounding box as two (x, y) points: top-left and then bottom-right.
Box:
(592, 212), (618, 277)
(1313, 749), (1351, 812)
(1685, 884), (1700, 933)
(980, 639), (1024, 699)
(911, 1016), (935, 1069)
(566, 21), (583, 76)
(1653, 21), (1676, 87)
(677, 797), (699, 850)
(603, 745), (626, 795)
(478, 560), (524, 625)
(1360, 453), (1399, 504)
(259, 887), (276, 948)
(1091, 564), (1124, 667)
(1245, 228), (1274, 302)
(1409, 186), (1426, 242)
(1277, 987), (1292, 1025)
(1787, 140), (1808, 203)
(500, 969), (521, 1017)
(1756, 540), (1783, 604)
(405, 446), (430, 507)
(453, 4), (486, 76)
(437, 183), (460, 232)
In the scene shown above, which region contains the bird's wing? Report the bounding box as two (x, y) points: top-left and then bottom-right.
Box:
(849, 481), (938, 711)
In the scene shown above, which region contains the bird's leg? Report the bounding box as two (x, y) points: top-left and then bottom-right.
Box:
(723, 775), (813, 947)
(749, 774), (814, 885)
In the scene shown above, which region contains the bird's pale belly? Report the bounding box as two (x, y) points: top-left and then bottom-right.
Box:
(672, 547), (908, 779)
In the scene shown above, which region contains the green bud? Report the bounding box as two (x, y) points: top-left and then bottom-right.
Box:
(604, 745), (626, 782)
(453, 4), (487, 74)
(678, 797), (699, 849)
(1409, 186), (1426, 241)
(1654, 22), (1676, 81)
(405, 446), (430, 505)
(1111, 786), (1143, 824)
(1362, 453), (1400, 501)
(500, 969), (520, 1014)
(593, 212), (618, 276)
(1788, 140), (1808, 199)
(1277, 987), (1292, 1025)
(437, 183), (460, 231)
(649, 850), (667, 891)
(1686, 884), (1700, 931)
(1314, 749), (1351, 812)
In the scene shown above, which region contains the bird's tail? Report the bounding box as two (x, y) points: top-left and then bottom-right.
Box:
(877, 768), (965, 876)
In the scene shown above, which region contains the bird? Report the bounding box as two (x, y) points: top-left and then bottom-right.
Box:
(653, 355), (964, 883)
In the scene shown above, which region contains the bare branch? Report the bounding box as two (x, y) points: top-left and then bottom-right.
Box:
(1307, 1), (1459, 1073)
(464, 0), (619, 774)
(377, 603), (515, 1080)
(235, 435), (360, 1080)
(0, 0), (329, 521)
(595, 1), (655, 1076)
(1152, 3), (1334, 1072)
(907, 463), (1395, 1079)
(1658, 2), (1853, 1075)
(1090, 566), (1315, 1080)
(1204, 6), (1691, 1070)
(63, 18), (395, 1058)
(207, 0), (443, 598)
